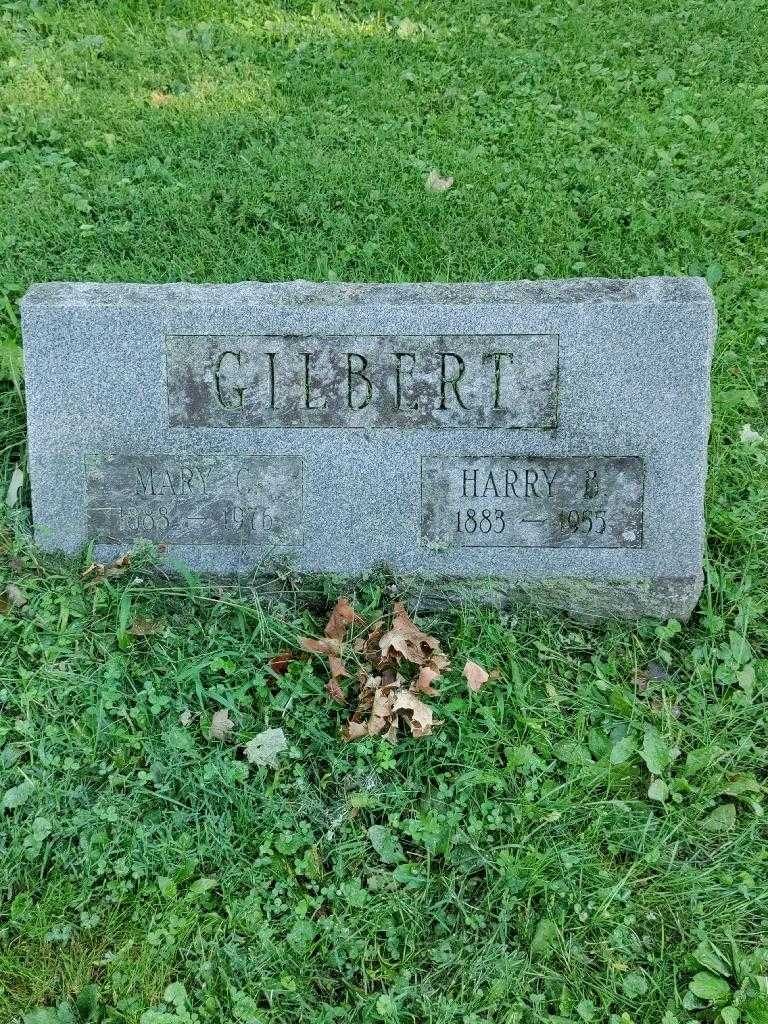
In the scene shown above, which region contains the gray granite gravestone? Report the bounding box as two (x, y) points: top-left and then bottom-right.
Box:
(20, 277), (716, 619)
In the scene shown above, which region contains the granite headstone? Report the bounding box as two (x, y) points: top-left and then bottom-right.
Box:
(21, 277), (716, 619)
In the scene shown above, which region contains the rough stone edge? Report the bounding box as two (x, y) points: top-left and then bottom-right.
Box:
(261, 572), (704, 622)
(21, 276), (715, 310)
(396, 573), (703, 622)
(132, 550), (703, 622)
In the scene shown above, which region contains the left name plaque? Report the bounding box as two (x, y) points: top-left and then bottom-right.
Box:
(85, 455), (304, 547)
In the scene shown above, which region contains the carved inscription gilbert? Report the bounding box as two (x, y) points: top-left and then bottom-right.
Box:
(165, 334), (559, 429)
(421, 456), (644, 549)
(86, 455), (303, 547)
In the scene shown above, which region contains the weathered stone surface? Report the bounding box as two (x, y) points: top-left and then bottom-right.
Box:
(21, 277), (716, 620)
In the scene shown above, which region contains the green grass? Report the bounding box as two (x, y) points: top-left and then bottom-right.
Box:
(0, 0), (767, 1021)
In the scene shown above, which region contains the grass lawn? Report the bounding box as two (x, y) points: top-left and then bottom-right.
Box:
(1, 1), (767, 1021)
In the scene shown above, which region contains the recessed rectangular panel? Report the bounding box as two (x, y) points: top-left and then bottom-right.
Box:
(421, 456), (644, 549)
(165, 334), (559, 429)
(86, 455), (303, 547)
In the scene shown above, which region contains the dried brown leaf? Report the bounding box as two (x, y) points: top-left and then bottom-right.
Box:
(150, 89), (172, 107)
(325, 679), (346, 703)
(429, 651), (451, 672)
(391, 689), (441, 738)
(412, 665), (441, 696)
(464, 659), (492, 692)
(209, 708), (234, 741)
(378, 601), (444, 667)
(82, 553), (131, 584)
(268, 650), (299, 675)
(355, 620), (384, 654)
(371, 687), (396, 720)
(324, 596), (364, 643)
(344, 720), (368, 741)
(378, 627), (410, 661)
(299, 635), (342, 657)
(340, 606), (448, 742)
(328, 654), (350, 680)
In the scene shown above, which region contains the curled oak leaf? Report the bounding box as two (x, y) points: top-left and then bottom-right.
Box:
(364, 686), (394, 736)
(378, 627), (410, 661)
(378, 602), (444, 667)
(268, 650), (299, 675)
(325, 679), (346, 703)
(344, 674), (399, 738)
(355, 669), (377, 699)
(299, 636), (342, 657)
(209, 708), (234, 741)
(412, 665), (441, 696)
(324, 596), (365, 643)
(391, 689), (441, 738)
(352, 680), (376, 719)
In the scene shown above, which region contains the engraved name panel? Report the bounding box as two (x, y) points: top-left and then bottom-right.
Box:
(86, 455), (303, 547)
(166, 334), (559, 429)
(421, 456), (644, 549)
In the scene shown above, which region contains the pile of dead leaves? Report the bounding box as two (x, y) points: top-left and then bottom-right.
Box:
(296, 597), (497, 744)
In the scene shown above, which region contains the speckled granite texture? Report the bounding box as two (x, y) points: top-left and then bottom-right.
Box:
(21, 277), (716, 620)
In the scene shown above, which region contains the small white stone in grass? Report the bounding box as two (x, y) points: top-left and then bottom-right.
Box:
(244, 728), (287, 768)
(740, 423), (763, 443)
(5, 465), (23, 508)
(425, 169), (453, 192)
(209, 708), (234, 741)
(5, 584), (28, 608)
